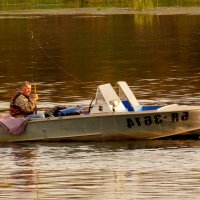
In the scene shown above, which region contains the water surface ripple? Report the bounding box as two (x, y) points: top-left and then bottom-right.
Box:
(1, 12), (200, 200)
(1, 141), (200, 199)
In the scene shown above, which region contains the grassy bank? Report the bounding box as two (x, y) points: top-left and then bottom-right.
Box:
(0, 0), (200, 10)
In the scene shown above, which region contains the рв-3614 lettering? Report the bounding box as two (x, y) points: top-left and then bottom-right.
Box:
(127, 112), (189, 128)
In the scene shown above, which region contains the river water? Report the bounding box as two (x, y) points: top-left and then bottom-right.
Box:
(0, 10), (200, 199)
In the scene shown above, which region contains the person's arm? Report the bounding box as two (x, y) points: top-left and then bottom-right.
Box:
(14, 94), (36, 113)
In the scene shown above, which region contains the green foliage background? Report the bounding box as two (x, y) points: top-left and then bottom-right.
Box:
(0, 0), (200, 10)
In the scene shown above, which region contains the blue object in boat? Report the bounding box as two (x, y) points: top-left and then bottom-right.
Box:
(57, 105), (83, 116)
(122, 100), (162, 112)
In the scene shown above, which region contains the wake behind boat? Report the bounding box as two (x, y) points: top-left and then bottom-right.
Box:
(0, 81), (200, 142)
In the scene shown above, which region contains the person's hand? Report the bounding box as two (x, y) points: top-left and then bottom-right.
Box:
(33, 94), (39, 101)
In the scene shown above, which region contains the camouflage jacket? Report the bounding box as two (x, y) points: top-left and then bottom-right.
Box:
(10, 91), (36, 117)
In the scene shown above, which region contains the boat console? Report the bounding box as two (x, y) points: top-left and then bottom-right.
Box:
(89, 81), (165, 114)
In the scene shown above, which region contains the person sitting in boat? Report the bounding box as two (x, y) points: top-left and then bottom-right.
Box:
(10, 81), (45, 119)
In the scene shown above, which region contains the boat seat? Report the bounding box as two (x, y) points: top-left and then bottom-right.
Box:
(116, 81), (141, 111)
(90, 83), (127, 114)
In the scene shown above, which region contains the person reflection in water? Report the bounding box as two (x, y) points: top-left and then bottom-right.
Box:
(10, 81), (45, 119)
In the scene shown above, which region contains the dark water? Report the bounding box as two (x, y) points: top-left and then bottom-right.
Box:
(0, 14), (200, 109)
(1, 12), (200, 199)
(1, 140), (200, 199)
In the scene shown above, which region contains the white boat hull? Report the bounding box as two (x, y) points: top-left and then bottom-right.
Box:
(1, 107), (200, 142)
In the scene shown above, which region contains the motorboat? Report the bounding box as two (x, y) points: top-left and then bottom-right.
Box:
(0, 81), (200, 142)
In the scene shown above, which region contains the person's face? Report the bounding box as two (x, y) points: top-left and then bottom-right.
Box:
(22, 84), (31, 96)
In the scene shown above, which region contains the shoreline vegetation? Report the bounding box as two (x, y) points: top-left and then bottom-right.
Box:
(0, 0), (200, 11)
(1, 1), (200, 15)
(1, 7), (200, 16)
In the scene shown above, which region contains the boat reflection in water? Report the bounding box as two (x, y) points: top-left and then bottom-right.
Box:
(6, 144), (40, 199)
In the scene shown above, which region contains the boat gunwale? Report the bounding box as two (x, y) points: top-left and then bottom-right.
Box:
(28, 106), (200, 123)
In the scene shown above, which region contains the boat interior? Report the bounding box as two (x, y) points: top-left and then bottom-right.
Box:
(40, 81), (200, 118)
(89, 81), (162, 114)
(54, 81), (163, 117)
